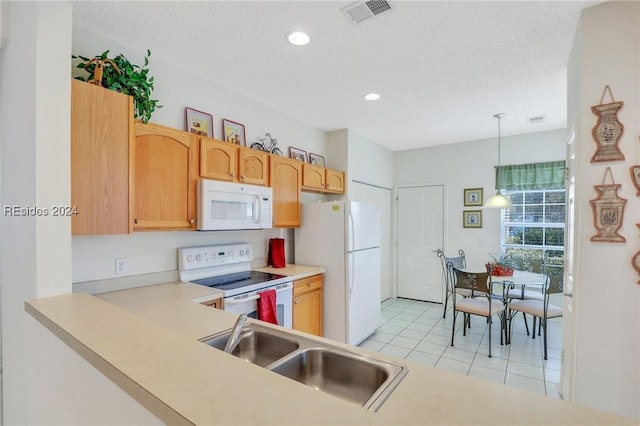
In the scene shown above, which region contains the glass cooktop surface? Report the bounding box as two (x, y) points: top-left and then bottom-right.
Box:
(191, 270), (286, 292)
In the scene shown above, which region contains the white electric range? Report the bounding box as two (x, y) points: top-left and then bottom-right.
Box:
(178, 243), (293, 328)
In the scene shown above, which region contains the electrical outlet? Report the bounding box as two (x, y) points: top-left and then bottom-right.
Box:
(115, 258), (127, 275)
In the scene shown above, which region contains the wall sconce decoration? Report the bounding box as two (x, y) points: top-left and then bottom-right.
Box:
(630, 165), (640, 196)
(590, 85), (625, 163)
(632, 225), (640, 285)
(590, 167), (627, 242)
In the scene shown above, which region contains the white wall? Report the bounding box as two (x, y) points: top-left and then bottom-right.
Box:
(0, 2), (73, 422)
(346, 129), (394, 191)
(71, 25), (329, 286)
(394, 129), (566, 263)
(566, 1), (639, 419)
(26, 315), (164, 425)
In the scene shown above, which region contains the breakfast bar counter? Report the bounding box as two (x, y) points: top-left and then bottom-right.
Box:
(26, 282), (635, 425)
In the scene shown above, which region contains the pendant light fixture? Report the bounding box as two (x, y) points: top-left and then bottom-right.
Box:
(484, 113), (513, 209)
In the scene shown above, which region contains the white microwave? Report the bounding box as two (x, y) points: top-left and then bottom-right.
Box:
(197, 179), (273, 230)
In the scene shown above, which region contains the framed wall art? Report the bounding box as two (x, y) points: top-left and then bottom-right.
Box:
(590, 85), (625, 163)
(222, 119), (246, 146)
(464, 188), (483, 206)
(185, 107), (213, 137)
(289, 147), (307, 162)
(590, 167), (626, 242)
(463, 210), (483, 228)
(309, 153), (326, 167)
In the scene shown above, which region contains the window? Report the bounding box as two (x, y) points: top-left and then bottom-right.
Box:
(501, 188), (565, 268)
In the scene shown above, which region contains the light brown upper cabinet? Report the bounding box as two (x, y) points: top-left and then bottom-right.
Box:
(301, 164), (345, 194)
(71, 79), (133, 235)
(238, 146), (269, 186)
(301, 163), (326, 191)
(134, 122), (199, 230)
(325, 169), (345, 194)
(269, 156), (302, 228)
(200, 137), (269, 186)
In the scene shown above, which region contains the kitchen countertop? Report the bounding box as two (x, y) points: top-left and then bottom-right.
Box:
(254, 264), (325, 279)
(26, 281), (635, 425)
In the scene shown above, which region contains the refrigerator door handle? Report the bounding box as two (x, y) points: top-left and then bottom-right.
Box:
(348, 252), (355, 300)
(348, 210), (355, 252)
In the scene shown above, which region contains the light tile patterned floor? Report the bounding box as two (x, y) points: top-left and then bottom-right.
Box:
(359, 297), (563, 398)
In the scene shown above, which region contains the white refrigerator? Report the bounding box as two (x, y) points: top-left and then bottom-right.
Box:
(294, 201), (381, 345)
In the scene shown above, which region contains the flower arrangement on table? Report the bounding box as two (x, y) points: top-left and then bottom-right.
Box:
(485, 253), (515, 276)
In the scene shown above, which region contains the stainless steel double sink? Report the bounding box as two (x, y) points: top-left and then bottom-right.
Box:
(200, 322), (408, 411)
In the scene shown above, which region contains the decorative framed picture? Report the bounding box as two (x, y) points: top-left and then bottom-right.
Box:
(289, 147), (307, 163)
(463, 210), (483, 228)
(222, 119), (246, 146)
(185, 107), (214, 137)
(309, 153), (326, 167)
(464, 188), (483, 206)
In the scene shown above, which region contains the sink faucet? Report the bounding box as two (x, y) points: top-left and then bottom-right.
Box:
(224, 313), (248, 353)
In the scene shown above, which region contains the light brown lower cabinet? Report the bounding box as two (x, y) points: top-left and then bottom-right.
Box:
(200, 298), (222, 309)
(292, 274), (323, 336)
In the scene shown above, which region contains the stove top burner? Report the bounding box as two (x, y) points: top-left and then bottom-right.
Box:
(191, 270), (286, 293)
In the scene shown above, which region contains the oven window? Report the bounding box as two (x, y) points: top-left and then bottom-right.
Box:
(246, 304), (285, 325)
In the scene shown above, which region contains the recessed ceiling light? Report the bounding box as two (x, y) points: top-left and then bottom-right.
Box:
(364, 93), (381, 101)
(287, 31), (310, 46)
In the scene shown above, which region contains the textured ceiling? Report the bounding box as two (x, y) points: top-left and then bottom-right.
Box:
(72, 1), (591, 151)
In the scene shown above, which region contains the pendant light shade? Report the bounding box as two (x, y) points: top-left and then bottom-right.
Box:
(484, 113), (513, 209)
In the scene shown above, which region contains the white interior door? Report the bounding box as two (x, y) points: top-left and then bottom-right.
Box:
(349, 182), (393, 301)
(396, 185), (444, 302)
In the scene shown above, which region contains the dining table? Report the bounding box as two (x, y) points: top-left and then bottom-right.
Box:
(491, 269), (547, 287)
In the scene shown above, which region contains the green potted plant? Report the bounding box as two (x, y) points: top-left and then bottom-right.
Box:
(485, 253), (515, 276)
(72, 49), (161, 123)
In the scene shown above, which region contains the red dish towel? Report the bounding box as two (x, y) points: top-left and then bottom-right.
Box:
(257, 289), (279, 325)
(267, 238), (286, 268)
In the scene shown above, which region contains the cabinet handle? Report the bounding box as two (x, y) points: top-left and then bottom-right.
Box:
(307, 282), (312, 286)
(231, 173), (236, 177)
(189, 219), (195, 224)
(295, 300), (299, 304)
(134, 218), (138, 224)
(241, 174), (246, 180)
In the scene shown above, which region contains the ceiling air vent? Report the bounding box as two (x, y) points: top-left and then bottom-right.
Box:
(341, 0), (393, 24)
(528, 115), (546, 124)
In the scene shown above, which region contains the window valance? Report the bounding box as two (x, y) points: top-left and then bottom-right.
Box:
(496, 160), (566, 190)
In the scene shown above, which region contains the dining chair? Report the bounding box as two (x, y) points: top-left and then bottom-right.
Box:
(450, 268), (506, 358)
(436, 249), (466, 318)
(507, 267), (563, 359)
(501, 256), (545, 335)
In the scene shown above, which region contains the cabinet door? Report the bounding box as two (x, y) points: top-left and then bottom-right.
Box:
(293, 290), (323, 336)
(325, 169), (345, 194)
(269, 156), (301, 227)
(71, 80), (133, 235)
(134, 122), (198, 230)
(201, 298), (222, 309)
(200, 137), (238, 182)
(238, 147), (269, 186)
(302, 163), (326, 191)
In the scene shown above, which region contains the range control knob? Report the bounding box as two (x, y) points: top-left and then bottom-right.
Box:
(186, 255), (194, 263)
(245, 249), (251, 257)
(239, 250), (244, 256)
(195, 254), (202, 262)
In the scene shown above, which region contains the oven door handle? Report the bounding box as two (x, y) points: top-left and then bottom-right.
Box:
(224, 283), (292, 305)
